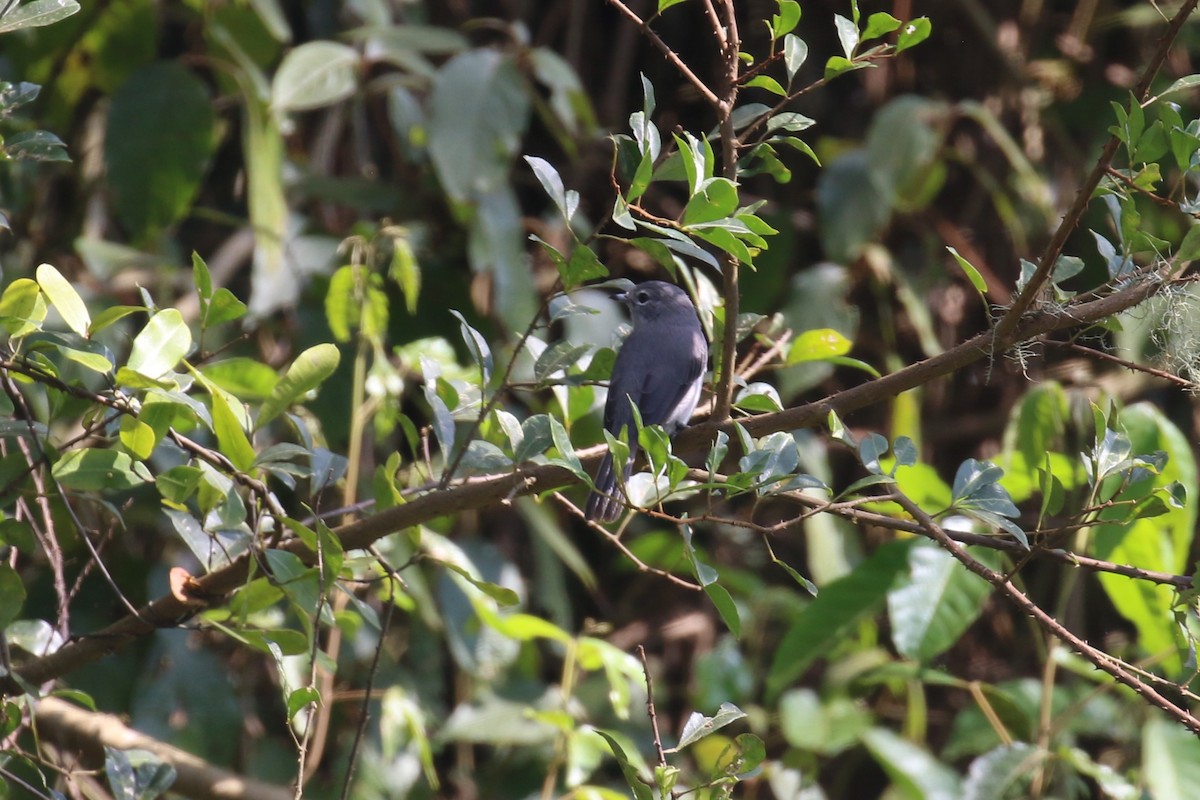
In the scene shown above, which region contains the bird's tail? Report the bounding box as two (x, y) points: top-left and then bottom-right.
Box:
(585, 453), (626, 522)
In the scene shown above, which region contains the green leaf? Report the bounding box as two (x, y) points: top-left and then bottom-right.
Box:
(157, 465), (203, 505)
(946, 246), (988, 295)
(200, 358), (279, 402)
(560, 244), (608, 289)
(210, 389), (256, 472)
(0, 0), (80, 34)
(657, 0), (689, 11)
(745, 75), (787, 96)
(271, 41), (360, 112)
(450, 310), (493, 387)
(547, 416), (586, 479)
(677, 703), (747, 749)
(833, 13), (859, 58)
(783, 34), (808, 83)
(35, 263), (89, 336)
(0, 278), (48, 337)
(106, 62), (216, 238)
(770, 0), (801, 38)
(1144, 713), (1200, 800)
(862, 728), (962, 798)
(52, 448), (147, 492)
(896, 17), (932, 53)
(119, 416), (157, 461)
(767, 540), (912, 699)
(524, 155), (578, 223)
(962, 743), (1040, 800)
(787, 328), (852, 364)
(287, 686), (321, 721)
(127, 309), (192, 380)
(1178, 223), (1200, 262)
(596, 731), (654, 800)
(87, 305), (142, 336)
(428, 49), (529, 202)
(0, 564), (26, 629)
(205, 288), (247, 328)
(256, 343), (341, 429)
(862, 12), (902, 40)
(682, 178), (739, 225)
(888, 543), (994, 662)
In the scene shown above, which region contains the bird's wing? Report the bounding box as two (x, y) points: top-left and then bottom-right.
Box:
(606, 327), (706, 432)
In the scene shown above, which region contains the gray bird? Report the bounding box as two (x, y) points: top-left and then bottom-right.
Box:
(585, 281), (708, 522)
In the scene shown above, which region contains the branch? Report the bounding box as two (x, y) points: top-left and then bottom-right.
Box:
(678, 469), (1195, 590)
(992, 0), (1199, 341)
(34, 696), (294, 800)
(606, 0), (721, 110)
(711, 0), (742, 422)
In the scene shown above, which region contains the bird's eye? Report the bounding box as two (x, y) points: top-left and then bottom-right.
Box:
(636, 291), (650, 304)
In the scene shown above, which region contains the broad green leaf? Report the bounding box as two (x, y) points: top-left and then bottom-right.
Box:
(52, 448), (146, 491)
(256, 343), (341, 429)
(946, 246), (987, 295)
(767, 540), (912, 699)
(834, 13), (859, 59)
(88, 305), (142, 336)
(783, 34), (808, 83)
(862, 12), (902, 40)
(428, 49), (529, 202)
(962, 743), (1040, 800)
(1144, 713), (1200, 800)
(127, 309), (192, 380)
(682, 178), (739, 226)
(272, 41), (359, 112)
(771, 0), (801, 38)
(862, 728), (962, 799)
(888, 543), (993, 662)
(106, 62), (216, 238)
(896, 17), (932, 53)
(676, 703), (747, 750)
(0, 0), (80, 34)
(596, 731), (654, 800)
(210, 390), (256, 472)
(745, 75), (787, 96)
(35, 263), (89, 336)
(200, 358), (279, 402)
(787, 328), (852, 364)
(119, 416), (157, 461)
(0, 278), (47, 337)
(779, 689), (871, 754)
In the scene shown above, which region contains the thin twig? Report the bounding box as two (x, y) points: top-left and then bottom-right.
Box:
(638, 645), (668, 766)
(606, 0), (722, 110)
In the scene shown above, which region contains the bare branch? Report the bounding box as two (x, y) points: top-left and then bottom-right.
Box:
(606, 0), (722, 110)
(34, 696), (294, 800)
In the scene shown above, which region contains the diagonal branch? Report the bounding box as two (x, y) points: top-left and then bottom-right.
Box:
(606, 0), (722, 110)
(34, 695), (294, 800)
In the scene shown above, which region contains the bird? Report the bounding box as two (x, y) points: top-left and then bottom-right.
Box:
(585, 281), (708, 522)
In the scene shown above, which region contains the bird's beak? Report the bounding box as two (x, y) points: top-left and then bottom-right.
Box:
(613, 290), (629, 304)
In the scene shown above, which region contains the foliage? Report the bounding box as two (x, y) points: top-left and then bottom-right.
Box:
(2, 1), (1200, 799)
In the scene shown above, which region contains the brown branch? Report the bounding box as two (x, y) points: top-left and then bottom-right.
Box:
(992, 0), (1199, 342)
(672, 470), (1194, 590)
(606, 0), (722, 110)
(637, 645), (668, 766)
(1050, 339), (1198, 391)
(711, 0), (742, 423)
(34, 695), (294, 800)
(889, 489), (1200, 735)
